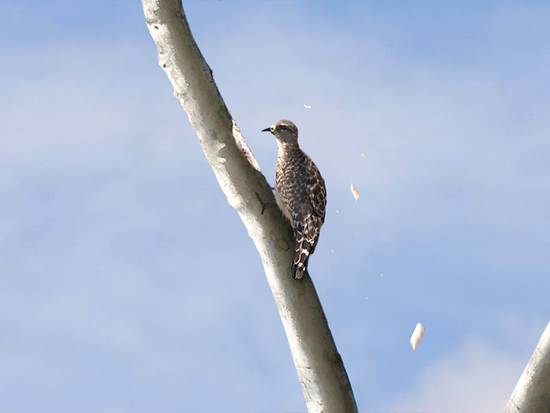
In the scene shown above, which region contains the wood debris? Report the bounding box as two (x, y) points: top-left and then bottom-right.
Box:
(350, 184), (360, 200)
(410, 322), (426, 351)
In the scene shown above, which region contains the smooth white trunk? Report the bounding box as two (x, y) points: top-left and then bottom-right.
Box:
(141, 1), (358, 412)
(503, 321), (550, 413)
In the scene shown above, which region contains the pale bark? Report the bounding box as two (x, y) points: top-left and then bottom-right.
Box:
(503, 321), (550, 413)
(141, 1), (358, 412)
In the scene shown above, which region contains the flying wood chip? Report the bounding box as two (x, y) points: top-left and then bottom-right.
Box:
(350, 184), (360, 200)
(410, 322), (426, 351)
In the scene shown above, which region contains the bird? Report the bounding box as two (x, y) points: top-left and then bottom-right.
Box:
(262, 120), (327, 279)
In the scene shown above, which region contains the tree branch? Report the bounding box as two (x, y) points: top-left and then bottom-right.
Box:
(141, 1), (358, 412)
(502, 321), (550, 413)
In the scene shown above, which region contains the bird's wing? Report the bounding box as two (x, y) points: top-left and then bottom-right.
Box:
(301, 156), (326, 254)
(305, 157), (327, 222)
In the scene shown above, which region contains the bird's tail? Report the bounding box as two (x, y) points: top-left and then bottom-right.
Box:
(292, 232), (313, 280)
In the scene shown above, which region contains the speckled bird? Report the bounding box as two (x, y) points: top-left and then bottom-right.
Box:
(262, 120), (327, 279)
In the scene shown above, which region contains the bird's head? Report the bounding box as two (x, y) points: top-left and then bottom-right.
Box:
(262, 119), (298, 144)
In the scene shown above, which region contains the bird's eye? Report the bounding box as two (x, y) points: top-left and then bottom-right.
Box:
(279, 125), (288, 130)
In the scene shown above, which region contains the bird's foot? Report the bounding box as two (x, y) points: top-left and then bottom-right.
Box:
(254, 192), (277, 215)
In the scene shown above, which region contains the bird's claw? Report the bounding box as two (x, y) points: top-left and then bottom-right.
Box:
(255, 192), (267, 215)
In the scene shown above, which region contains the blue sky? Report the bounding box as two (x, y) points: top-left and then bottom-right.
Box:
(2, 1), (550, 412)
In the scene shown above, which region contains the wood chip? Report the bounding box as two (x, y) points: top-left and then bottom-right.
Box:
(350, 184), (360, 200)
(410, 322), (426, 351)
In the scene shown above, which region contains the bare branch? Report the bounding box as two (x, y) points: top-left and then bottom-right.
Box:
(141, 1), (358, 411)
(503, 321), (550, 413)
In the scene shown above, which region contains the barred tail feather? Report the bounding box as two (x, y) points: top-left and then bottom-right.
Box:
(292, 233), (313, 280)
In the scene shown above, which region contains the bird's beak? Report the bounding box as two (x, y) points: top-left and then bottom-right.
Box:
(261, 127), (272, 133)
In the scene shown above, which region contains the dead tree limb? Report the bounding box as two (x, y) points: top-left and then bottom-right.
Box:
(503, 321), (550, 413)
(141, 1), (358, 412)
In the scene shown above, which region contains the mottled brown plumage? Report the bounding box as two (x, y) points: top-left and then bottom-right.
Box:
(262, 120), (327, 279)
